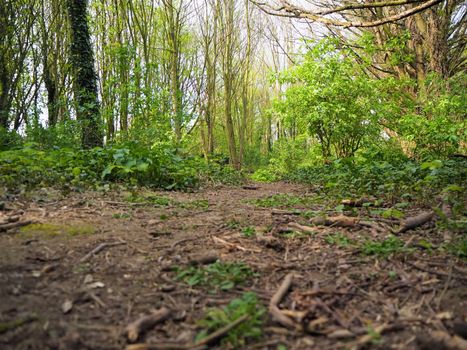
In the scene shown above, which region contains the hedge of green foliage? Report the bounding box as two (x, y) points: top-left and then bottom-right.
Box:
(0, 143), (243, 191)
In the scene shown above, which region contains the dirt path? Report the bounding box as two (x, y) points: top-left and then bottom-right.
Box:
(0, 183), (465, 350)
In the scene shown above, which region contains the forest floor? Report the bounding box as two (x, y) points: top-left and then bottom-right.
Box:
(0, 182), (466, 350)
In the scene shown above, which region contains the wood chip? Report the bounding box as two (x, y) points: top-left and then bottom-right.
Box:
(327, 329), (354, 339)
(62, 299), (73, 314)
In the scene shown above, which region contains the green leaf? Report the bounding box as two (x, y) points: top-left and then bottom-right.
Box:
(101, 165), (116, 178)
(72, 167), (81, 177)
(420, 160), (443, 170)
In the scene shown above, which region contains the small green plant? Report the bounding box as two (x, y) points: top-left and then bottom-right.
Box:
(176, 261), (256, 292)
(381, 208), (404, 219)
(416, 239), (434, 251)
(196, 292), (265, 347)
(361, 235), (412, 257)
(225, 219), (240, 229)
(241, 226), (256, 237)
(366, 325), (382, 345)
(73, 263), (91, 274)
(112, 212), (131, 219)
(443, 238), (467, 259)
(325, 232), (353, 247)
(278, 229), (313, 239)
(179, 199), (209, 210)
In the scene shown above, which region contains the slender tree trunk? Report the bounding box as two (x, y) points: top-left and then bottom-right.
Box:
(238, 0), (251, 166)
(0, 1), (11, 129)
(163, 0), (183, 143)
(66, 0), (103, 148)
(221, 0), (239, 168)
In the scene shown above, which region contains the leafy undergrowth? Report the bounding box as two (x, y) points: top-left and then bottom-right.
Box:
(361, 235), (413, 257)
(253, 158), (466, 207)
(175, 261), (256, 292)
(0, 144), (244, 192)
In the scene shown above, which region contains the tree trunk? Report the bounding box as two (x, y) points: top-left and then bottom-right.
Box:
(66, 0), (103, 148)
(0, 1), (11, 129)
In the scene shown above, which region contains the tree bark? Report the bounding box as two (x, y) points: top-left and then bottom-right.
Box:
(0, 1), (12, 129)
(66, 0), (103, 148)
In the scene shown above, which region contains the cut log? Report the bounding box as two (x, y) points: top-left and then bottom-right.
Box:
(397, 211), (434, 234)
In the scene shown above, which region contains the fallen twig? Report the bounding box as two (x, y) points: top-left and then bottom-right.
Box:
(0, 220), (34, 233)
(408, 262), (467, 281)
(0, 215), (20, 224)
(80, 240), (127, 263)
(0, 314), (38, 334)
(269, 273), (297, 329)
(242, 185), (259, 190)
(125, 307), (171, 342)
(286, 222), (317, 235)
(271, 209), (304, 216)
(126, 344), (206, 350)
(195, 314), (249, 346)
(310, 215), (359, 228)
(171, 237), (200, 249)
(125, 314), (249, 350)
(349, 323), (388, 349)
(212, 236), (261, 253)
(104, 201), (152, 207)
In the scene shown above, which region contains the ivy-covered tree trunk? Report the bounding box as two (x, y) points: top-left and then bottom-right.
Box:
(66, 0), (102, 148)
(0, 1), (12, 129)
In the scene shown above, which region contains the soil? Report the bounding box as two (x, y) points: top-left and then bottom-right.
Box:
(0, 182), (466, 350)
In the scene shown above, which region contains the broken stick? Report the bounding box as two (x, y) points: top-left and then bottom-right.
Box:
(195, 314), (249, 346)
(286, 222), (316, 235)
(125, 307), (171, 342)
(125, 314), (249, 350)
(80, 240), (126, 263)
(310, 215), (359, 228)
(269, 273), (297, 329)
(0, 220), (34, 233)
(212, 236), (261, 253)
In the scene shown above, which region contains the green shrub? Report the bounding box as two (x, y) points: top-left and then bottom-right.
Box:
(197, 292), (265, 347)
(175, 261), (256, 292)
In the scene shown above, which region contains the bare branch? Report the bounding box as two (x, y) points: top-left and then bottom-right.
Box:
(251, 0), (444, 28)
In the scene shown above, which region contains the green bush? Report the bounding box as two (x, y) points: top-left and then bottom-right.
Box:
(175, 261), (256, 292)
(197, 292), (265, 347)
(286, 158), (466, 205)
(0, 134), (248, 192)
